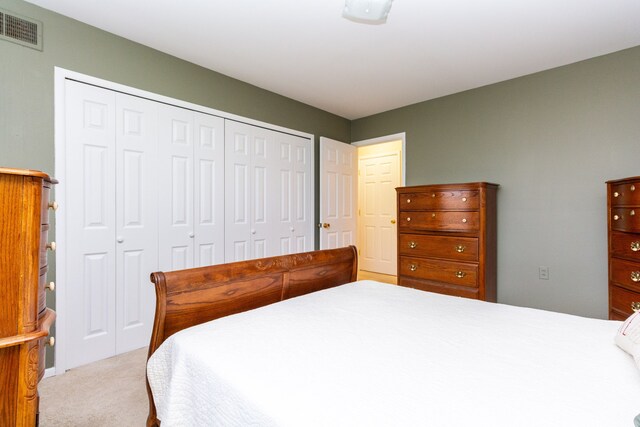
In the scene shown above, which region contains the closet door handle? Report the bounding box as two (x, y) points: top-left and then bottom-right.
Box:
(46, 241), (56, 251)
(188, 232), (195, 238)
(116, 236), (124, 243)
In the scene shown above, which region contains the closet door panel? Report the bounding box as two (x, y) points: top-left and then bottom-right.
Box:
(114, 93), (158, 354)
(159, 105), (194, 271)
(65, 81), (117, 368)
(225, 121), (252, 262)
(194, 112), (225, 267)
(277, 133), (312, 254)
(251, 129), (280, 258)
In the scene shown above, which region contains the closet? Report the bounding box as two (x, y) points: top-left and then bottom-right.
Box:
(62, 79), (312, 369)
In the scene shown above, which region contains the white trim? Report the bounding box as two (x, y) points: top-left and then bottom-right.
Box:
(43, 367), (56, 379)
(352, 132), (406, 186)
(53, 67), (315, 374)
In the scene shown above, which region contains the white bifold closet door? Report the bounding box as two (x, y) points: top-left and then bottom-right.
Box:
(158, 105), (225, 271)
(225, 120), (312, 261)
(65, 80), (225, 369)
(66, 82), (159, 368)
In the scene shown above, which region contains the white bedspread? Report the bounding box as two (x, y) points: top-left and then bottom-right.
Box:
(147, 280), (640, 426)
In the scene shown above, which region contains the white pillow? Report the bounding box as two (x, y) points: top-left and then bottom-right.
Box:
(615, 311), (640, 369)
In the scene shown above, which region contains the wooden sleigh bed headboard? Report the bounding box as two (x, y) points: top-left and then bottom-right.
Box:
(145, 246), (358, 426)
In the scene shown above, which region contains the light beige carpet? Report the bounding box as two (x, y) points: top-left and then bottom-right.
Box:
(39, 347), (148, 426)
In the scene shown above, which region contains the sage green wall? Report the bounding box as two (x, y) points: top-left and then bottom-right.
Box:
(0, 0), (349, 367)
(352, 45), (640, 319)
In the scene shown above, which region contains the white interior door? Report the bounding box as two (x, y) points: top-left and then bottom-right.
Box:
(358, 151), (400, 275)
(158, 105), (194, 271)
(65, 81), (117, 368)
(114, 92), (158, 354)
(319, 137), (357, 249)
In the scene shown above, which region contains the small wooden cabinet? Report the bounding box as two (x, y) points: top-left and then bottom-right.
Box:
(607, 176), (640, 320)
(0, 167), (57, 426)
(396, 182), (498, 301)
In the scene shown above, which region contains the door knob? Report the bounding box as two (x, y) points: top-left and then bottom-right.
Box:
(48, 201), (59, 211)
(390, 219), (396, 224)
(46, 281), (55, 291)
(318, 223), (331, 229)
(46, 241), (56, 251)
(116, 236), (124, 243)
(188, 232), (195, 238)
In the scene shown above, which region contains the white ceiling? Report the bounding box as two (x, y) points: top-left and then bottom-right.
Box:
(26, 0), (640, 119)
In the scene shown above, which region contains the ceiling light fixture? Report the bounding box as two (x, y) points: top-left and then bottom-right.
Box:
(343, 0), (394, 25)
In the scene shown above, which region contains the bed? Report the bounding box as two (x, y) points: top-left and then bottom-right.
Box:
(145, 246), (640, 426)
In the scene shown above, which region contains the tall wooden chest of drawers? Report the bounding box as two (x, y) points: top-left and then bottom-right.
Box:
(607, 176), (640, 320)
(396, 182), (498, 301)
(0, 167), (57, 426)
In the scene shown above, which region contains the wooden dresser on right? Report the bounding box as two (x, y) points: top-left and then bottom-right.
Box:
(396, 182), (498, 302)
(607, 176), (640, 320)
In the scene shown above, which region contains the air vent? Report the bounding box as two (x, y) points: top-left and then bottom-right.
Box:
(0, 8), (43, 51)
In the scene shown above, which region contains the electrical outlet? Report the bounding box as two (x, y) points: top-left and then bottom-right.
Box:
(539, 266), (549, 280)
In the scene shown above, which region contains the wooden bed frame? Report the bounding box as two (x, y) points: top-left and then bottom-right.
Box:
(145, 246), (358, 426)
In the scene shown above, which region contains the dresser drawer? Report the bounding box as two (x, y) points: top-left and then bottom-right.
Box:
(399, 190), (479, 211)
(611, 208), (640, 232)
(399, 256), (478, 287)
(38, 268), (47, 315)
(610, 285), (640, 320)
(398, 276), (480, 299)
(399, 234), (479, 262)
(610, 257), (640, 291)
(41, 185), (51, 226)
(610, 182), (640, 206)
(610, 231), (640, 262)
(399, 211), (479, 232)
(39, 224), (50, 269)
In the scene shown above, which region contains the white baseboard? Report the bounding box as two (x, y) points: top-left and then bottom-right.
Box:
(43, 367), (56, 379)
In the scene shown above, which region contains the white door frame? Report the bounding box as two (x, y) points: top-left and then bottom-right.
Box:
(54, 67), (315, 375)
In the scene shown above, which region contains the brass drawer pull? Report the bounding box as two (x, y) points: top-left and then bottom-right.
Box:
(431, 193), (436, 198)
(46, 241), (56, 251)
(462, 218), (467, 223)
(614, 192), (619, 198)
(409, 264), (417, 272)
(631, 210), (636, 216)
(406, 217), (411, 222)
(631, 271), (640, 283)
(455, 271), (466, 278)
(631, 241), (640, 252)
(48, 201), (59, 211)
(432, 213), (436, 218)
(409, 241), (417, 249)
(462, 197), (467, 202)
(46, 281), (55, 291)
(614, 215), (620, 221)
(632, 302), (640, 313)
(631, 185), (636, 192)
(455, 245), (466, 253)
(406, 198), (411, 203)
(46, 336), (55, 347)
